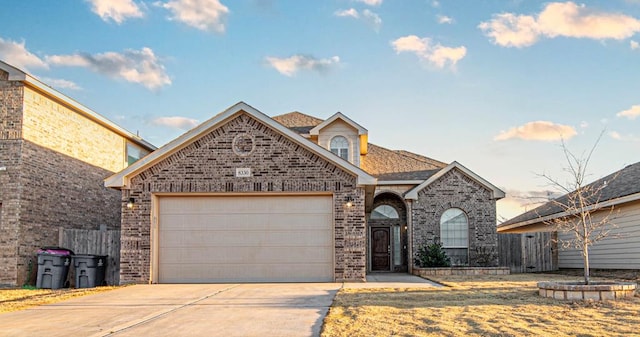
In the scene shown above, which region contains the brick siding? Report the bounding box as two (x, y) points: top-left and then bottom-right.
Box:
(0, 72), (129, 286)
(120, 112), (367, 284)
(411, 168), (498, 267)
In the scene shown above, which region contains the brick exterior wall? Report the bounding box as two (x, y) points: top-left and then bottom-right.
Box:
(0, 70), (24, 285)
(22, 87), (127, 173)
(411, 168), (498, 267)
(120, 112), (367, 284)
(0, 72), (132, 286)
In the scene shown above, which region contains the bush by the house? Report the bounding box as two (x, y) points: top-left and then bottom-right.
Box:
(415, 241), (451, 267)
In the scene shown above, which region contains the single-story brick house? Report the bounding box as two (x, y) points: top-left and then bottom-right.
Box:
(0, 60), (155, 286)
(106, 102), (504, 283)
(499, 161), (640, 270)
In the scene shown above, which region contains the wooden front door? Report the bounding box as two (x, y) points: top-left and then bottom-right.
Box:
(371, 227), (391, 271)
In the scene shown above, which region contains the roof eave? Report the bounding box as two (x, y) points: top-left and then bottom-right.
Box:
(497, 191), (640, 233)
(105, 102), (377, 189)
(0, 61), (156, 151)
(405, 161), (505, 200)
(309, 112), (368, 136)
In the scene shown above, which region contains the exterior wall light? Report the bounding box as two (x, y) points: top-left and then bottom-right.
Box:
(126, 197), (135, 209)
(345, 196), (354, 208)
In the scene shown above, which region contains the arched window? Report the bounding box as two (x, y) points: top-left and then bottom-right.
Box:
(330, 136), (349, 160)
(440, 208), (469, 265)
(371, 205), (399, 219)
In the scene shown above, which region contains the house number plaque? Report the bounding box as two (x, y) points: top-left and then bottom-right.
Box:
(235, 168), (251, 177)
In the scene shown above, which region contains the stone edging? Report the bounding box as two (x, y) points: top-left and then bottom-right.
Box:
(413, 267), (510, 277)
(538, 281), (638, 300)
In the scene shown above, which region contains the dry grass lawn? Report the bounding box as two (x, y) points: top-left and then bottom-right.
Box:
(322, 274), (640, 337)
(0, 287), (118, 313)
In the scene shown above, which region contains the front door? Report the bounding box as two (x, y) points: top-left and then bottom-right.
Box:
(371, 227), (391, 271)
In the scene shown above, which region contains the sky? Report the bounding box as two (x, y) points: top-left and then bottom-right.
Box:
(1, 0), (639, 222)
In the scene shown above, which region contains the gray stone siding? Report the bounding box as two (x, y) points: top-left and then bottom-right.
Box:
(121, 113), (366, 284)
(411, 168), (498, 267)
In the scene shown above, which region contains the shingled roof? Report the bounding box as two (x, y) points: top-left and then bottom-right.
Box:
(272, 111), (323, 134)
(499, 161), (640, 232)
(272, 111), (446, 179)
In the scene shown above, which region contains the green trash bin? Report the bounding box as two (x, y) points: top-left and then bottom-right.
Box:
(73, 255), (107, 288)
(36, 247), (74, 289)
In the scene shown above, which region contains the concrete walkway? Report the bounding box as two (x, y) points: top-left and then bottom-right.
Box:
(0, 274), (441, 337)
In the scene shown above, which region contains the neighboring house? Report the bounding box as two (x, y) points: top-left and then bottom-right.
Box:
(106, 102), (504, 284)
(498, 161), (640, 270)
(0, 61), (155, 286)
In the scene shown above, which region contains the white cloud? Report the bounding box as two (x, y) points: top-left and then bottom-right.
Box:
(437, 15), (454, 24)
(335, 8), (381, 31)
(152, 116), (199, 130)
(609, 131), (640, 142)
(355, 0), (382, 6)
(88, 0), (144, 24)
(579, 121), (589, 128)
(265, 54), (340, 77)
(617, 105), (640, 119)
(494, 121), (577, 141)
(46, 47), (171, 90)
(362, 9), (382, 31)
(391, 35), (466, 69)
(39, 77), (82, 90)
(0, 37), (48, 71)
(478, 13), (539, 48)
(610, 131), (622, 140)
(158, 0), (229, 33)
(334, 8), (359, 18)
(431, 1), (440, 8)
(632, 40), (639, 50)
(479, 2), (640, 48)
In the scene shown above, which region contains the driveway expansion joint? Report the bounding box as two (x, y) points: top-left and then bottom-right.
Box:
(96, 285), (240, 337)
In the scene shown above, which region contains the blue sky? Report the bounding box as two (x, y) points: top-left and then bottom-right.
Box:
(1, 0), (639, 220)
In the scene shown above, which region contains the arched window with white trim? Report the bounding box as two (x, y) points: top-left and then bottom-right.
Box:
(330, 136), (349, 160)
(440, 208), (469, 266)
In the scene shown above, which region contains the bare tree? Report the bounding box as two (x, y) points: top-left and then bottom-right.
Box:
(539, 134), (618, 285)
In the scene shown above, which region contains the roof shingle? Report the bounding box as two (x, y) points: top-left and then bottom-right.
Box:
(500, 161), (640, 228)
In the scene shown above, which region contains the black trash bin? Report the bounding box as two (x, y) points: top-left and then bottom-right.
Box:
(73, 255), (107, 288)
(36, 247), (74, 289)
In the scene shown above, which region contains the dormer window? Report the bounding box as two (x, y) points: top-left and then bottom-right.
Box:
(330, 136), (349, 160)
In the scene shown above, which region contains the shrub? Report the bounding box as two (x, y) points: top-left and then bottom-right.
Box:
(415, 241), (451, 267)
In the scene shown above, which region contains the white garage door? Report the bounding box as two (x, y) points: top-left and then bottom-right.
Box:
(157, 195), (334, 283)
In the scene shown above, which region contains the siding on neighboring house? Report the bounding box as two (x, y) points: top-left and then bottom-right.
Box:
(558, 200), (640, 269)
(0, 67), (154, 286)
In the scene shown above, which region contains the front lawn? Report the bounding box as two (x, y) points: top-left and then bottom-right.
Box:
(0, 287), (118, 313)
(322, 274), (640, 337)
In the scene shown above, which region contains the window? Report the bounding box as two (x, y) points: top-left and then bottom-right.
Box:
(371, 205), (399, 219)
(330, 136), (349, 160)
(126, 142), (145, 167)
(440, 208), (468, 265)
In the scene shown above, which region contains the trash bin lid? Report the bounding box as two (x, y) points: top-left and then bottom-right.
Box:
(38, 246), (74, 256)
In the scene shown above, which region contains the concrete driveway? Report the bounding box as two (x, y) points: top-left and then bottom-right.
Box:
(0, 283), (341, 337)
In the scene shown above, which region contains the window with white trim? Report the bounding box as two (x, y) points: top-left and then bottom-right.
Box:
(330, 136), (349, 160)
(440, 208), (469, 266)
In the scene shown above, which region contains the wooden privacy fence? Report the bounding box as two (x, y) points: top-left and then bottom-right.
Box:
(58, 228), (120, 286)
(498, 232), (558, 273)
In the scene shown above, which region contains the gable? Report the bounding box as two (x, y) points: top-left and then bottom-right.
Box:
(405, 161), (505, 200)
(106, 102), (376, 188)
(131, 112), (359, 188)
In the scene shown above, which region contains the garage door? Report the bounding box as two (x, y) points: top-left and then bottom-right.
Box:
(157, 195), (334, 283)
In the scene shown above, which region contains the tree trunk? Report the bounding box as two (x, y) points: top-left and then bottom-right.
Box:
(583, 244), (590, 285)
